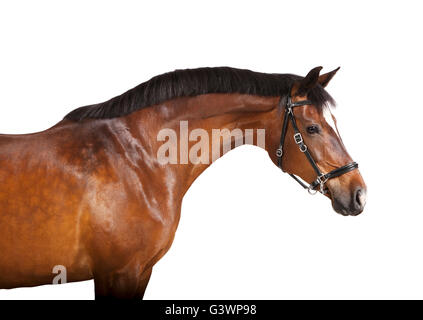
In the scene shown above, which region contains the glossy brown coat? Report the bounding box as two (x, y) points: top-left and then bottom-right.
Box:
(0, 71), (366, 299)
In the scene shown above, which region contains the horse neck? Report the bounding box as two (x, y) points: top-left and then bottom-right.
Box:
(156, 94), (280, 192)
(121, 93), (281, 196)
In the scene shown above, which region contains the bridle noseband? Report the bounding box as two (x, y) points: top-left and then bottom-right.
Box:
(276, 92), (358, 195)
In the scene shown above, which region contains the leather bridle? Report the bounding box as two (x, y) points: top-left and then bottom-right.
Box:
(276, 91), (358, 195)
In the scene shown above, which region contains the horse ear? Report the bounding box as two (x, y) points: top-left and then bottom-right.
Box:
(318, 67), (340, 88)
(296, 66), (323, 96)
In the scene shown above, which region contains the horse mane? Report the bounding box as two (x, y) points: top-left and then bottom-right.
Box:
(64, 67), (335, 121)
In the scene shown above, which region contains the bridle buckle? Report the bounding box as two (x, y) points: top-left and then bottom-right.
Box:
(293, 132), (303, 145)
(294, 133), (307, 152)
(316, 174), (328, 194)
(317, 174), (328, 185)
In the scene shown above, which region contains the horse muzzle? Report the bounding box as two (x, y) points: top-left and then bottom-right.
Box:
(331, 186), (367, 216)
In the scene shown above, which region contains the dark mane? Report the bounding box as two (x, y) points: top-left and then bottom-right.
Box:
(64, 67), (335, 121)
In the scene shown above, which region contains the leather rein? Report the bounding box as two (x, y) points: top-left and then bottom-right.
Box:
(276, 92), (358, 195)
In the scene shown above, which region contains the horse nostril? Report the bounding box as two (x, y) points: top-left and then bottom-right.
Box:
(354, 188), (366, 210)
(356, 189), (362, 206)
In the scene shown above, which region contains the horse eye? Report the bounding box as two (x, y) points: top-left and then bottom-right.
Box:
(306, 125), (320, 134)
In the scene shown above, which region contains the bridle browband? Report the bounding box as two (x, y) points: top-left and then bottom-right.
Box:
(276, 90), (358, 195)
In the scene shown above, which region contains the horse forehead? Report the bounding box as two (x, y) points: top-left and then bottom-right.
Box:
(323, 107), (339, 137)
(302, 105), (320, 118)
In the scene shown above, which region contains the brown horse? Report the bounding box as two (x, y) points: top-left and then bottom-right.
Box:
(0, 66), (366, 299)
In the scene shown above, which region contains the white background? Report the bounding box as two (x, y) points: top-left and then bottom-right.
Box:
(0, 0), (421, 300)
